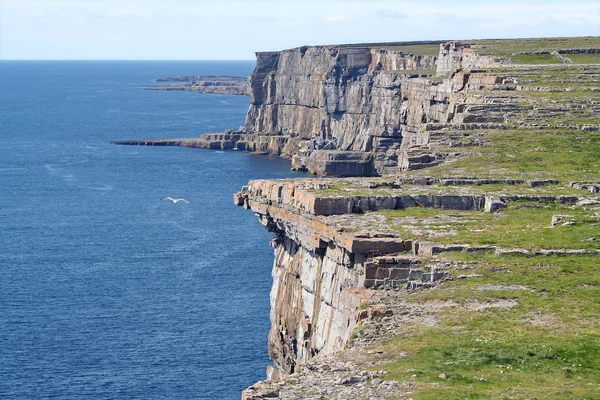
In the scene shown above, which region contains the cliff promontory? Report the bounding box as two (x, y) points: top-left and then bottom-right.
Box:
(236, 37), (600, 400)
(142, 75), (249, 95)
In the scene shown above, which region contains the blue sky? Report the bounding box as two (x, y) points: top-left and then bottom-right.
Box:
(1, 0), (598, 60)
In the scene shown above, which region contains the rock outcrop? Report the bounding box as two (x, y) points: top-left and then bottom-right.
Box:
(244, 46), (439, 175)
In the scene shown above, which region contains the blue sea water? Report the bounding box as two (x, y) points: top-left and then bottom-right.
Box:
(0, 61), (303, 399)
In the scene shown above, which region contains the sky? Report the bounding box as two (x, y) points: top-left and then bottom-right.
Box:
(0, 0), (598, 60)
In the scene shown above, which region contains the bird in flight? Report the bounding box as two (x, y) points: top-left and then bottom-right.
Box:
(161, 197), (190, 204)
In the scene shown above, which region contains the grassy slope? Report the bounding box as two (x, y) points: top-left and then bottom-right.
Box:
(466, 37), (600, 57)
(384, 201), (598, 248)
(377, 44), (441, 56)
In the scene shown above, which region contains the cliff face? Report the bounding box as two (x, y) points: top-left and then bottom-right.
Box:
(242, 43), (516, 176)
(244, 47), (438, 175)
(246, 47), (437, 148)
(234, 180), (454, 379)
(435, 41), (504, 76)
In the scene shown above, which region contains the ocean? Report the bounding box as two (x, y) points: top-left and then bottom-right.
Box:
(0, 61), (303, 399)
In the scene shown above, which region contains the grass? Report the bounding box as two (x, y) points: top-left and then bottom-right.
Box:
(384, 68), (437, 75)
(376, 44), (441, 56)
(546, 115), (600, 126)
(524, 90), (600, 102)
(350, 326), (367, 344)
(569, 53), (600, 64)
(371, 253), (600, 399)
(464, 37), (600, 58)
(418, 130), (600, 182)
(511, 53), (562, 64)
(378, 201), (600, 251)
(477, 64), (600, 90)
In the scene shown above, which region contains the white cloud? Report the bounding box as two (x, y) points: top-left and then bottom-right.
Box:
(325, 15), (344, 22)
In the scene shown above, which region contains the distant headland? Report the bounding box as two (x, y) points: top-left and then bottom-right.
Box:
(140, 75), (248, 95)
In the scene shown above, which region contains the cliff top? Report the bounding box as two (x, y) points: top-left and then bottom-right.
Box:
(263, 36), (600, 59)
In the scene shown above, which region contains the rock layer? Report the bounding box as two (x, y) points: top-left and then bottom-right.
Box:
(244, 46), (440, 175)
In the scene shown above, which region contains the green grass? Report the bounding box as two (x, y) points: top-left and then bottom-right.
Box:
(384, 68), (437, 75)
(371, 253), (600, 399)
(568, 53), (600, 64)
(511, 53), (562, 64)
(524, 89), (600, 101)
(378, 201), (600, 250)
(465, 37), (600, 58)
(419, 130), (600, 182)
(546, 115), (600, 126)
(377, 44), (441, 56)
(510, 65), (600, 89)
(350, 326), (367, 344)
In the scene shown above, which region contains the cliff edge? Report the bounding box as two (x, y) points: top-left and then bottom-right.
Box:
(236, 37), (600, 399)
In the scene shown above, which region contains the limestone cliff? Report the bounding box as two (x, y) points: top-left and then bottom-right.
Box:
(236, 37), (600, 399)
(244, 46), (439, 175)
(234, 180), (467, 379)
(239, 42), (524, 176)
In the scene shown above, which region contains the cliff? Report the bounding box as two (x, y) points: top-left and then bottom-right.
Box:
(237, 38), (600, 178)
(244, 45), (439, 175)
(236, 37), (600, 399)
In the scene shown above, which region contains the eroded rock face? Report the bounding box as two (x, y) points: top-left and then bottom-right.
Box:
(435, 41), (505, 77)
(244, 46), (439, 175)
(267, 236), (364, 375)
(236, 180), (465, 378)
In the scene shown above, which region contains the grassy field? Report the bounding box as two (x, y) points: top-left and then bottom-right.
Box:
(466, 37), (600, 58)
(371, 252), (600, 400)
(568, 53), (600, 64)
(510, 53), (562, 64)
(417, 129), (600, 182)
(376, 44), (442, 56)
(378, 200), (600, 250)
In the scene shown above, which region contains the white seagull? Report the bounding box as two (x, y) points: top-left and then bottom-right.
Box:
(161, 197), (190, 204)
